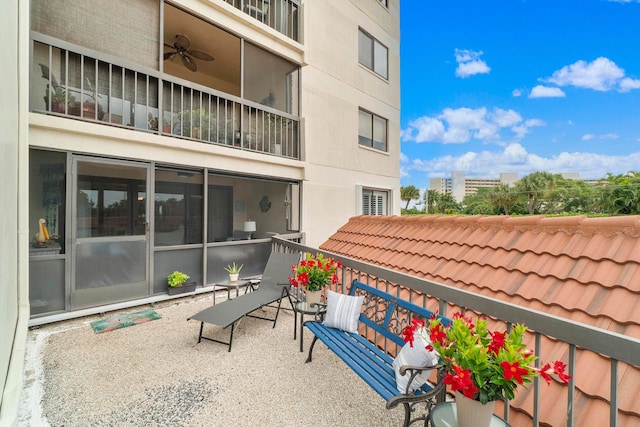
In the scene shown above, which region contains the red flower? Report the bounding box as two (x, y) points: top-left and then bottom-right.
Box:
(501, 361), (530, 384)
(444, 365), (478, 398)
(402, 325), (416, 347)
(429, 323), (447, 346)
(298, 272), (309, 285)
(488, 330), (506, 355)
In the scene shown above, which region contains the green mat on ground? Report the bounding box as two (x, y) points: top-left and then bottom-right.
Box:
(91, 309), (161, 334)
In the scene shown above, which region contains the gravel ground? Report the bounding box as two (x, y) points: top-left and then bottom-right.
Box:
(19, 293), (407, 426)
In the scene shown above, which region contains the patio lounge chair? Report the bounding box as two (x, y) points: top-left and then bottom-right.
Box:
(188, 251), (300, 351)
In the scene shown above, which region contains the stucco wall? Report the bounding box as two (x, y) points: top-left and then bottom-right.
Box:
(31, 0), (160, 70)
(300, 0), (401, 247)
(0, 1), (29, 425)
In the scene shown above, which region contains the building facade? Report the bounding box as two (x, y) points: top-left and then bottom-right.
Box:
(1, 1), (400, 423)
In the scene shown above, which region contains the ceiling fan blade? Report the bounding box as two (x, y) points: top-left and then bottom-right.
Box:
(164, 42), (174, 48)
(163, 52), (176, 61)
(181, 54), (197, 72)
(187, 50), (214, 61)
(174, 34), (191, 51)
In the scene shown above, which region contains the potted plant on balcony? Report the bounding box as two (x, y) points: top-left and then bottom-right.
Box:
(39, 63), (76, 114)
(166, 270), (197, 295)
(289, 253), (341, 305)
(173, 109), (218, 142)
(402, 313), (572, 427)
(70, 77), (105, 120)
(224, 262), (243, 283)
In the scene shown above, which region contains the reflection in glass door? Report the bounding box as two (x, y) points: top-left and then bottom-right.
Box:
(72, 159), (149, 308)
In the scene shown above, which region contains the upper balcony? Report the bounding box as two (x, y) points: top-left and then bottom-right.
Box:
(224, 0), (300, 42)
(30, 30), (300, 160)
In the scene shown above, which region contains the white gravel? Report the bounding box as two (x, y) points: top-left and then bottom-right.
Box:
(19, 293), (407, 426)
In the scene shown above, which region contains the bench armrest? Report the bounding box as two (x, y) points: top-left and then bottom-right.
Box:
(398, 362), (439, 395)
(386, 365), (447, 411)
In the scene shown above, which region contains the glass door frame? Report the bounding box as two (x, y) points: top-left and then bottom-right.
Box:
(70, 155), (152, 309)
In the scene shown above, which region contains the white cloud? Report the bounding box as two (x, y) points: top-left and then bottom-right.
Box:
(601, 133), (620, 139)
(402, 107), (543, 144)
(404, 143), (640, 180)
(492, 108), (522, 127)
(512, 89), (522, 97)
(528, 85), (566, 98)
(582, 133), (619, 141)
(403, 117), (445, 143)
(454, 49), (491, 78)
(545, 57), (634, 91)
(512, 119), (544, 139)
(619, 77), (640, 92)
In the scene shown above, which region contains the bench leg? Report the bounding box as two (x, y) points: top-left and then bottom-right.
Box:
(402, 403), (411, 427)
(197, 322), (204, 343)
(305, 335), (319, 363)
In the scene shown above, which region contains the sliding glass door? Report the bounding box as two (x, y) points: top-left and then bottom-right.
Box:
(72, 158), (150, 308)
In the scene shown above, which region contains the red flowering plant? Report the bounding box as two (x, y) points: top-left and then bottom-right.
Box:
(402, 313), (571, 404)
(289, 253), (341, 292)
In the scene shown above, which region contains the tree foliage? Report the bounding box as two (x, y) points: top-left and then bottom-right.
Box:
(599, 171), (640, 215)
(515, 171), (558, 215)
(400, 185), (421, 209)
(403, 170), (640, 217)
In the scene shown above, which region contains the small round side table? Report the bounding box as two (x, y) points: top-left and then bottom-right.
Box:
(293, 301), (327, 352)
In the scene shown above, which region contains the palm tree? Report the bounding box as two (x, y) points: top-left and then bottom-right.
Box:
(515, 172), (557, 215)
(489, 183), (517, 215)
(401, 185), (421, 209)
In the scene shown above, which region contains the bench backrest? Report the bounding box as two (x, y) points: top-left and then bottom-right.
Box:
(349, 280), (452, 348)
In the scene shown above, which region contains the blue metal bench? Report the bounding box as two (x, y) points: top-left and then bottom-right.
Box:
(304, 280), (451, 427)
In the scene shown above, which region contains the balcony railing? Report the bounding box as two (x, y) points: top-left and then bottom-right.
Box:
(272, 238), (640, 427)
(31, 36), (300, 160)
(225, 0), (300, 41)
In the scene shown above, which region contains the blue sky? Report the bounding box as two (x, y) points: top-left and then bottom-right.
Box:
(399, 0), (640, 190)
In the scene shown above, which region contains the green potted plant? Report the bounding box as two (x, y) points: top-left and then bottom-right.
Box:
(166, 270), (197, 295)
(224, 262), (243, 283)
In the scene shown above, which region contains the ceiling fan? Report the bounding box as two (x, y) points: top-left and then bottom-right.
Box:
(164, 34), (214, 72)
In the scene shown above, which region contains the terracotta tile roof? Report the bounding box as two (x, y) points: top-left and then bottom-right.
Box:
(320, 215), (640, 427)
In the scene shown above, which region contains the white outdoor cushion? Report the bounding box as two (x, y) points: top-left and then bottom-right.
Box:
(322, 290), (364, 333)
(392, 328), (439, 394)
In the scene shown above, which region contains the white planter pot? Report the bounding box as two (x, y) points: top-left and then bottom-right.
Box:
(305, 289), (322, 305)
(455, 392), (496, 427)
(229, 273), (239, 283)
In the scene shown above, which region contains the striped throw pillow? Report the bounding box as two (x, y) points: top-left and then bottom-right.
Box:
(323, 290), (364, 333)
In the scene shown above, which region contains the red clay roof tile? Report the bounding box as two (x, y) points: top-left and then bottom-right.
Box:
(320, 214), (640, 426)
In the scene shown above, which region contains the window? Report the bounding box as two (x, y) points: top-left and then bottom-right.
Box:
(359, 108), (388, 151)
(154, 168), (203, 246)
(362, 189), (388, 215)
(358, 28), (388, 79)
(378, 0), (388, 7)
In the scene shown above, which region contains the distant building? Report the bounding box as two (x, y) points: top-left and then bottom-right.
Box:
(430, 171), (593, 202)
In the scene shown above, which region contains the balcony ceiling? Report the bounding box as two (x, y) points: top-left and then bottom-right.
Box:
(164, 3), (240, 92)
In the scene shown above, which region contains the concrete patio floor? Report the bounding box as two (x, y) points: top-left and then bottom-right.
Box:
(19, 292), (407, 426)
